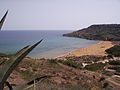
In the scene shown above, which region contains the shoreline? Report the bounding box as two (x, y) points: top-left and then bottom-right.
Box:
(0, 41), (114, 59)
(57, 41), (114, 58)
(53, 41), (100, 59)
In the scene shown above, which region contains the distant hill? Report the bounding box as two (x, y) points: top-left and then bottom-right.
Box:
(63, 24), (120, 41)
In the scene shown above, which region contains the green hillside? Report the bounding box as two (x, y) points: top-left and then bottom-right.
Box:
(63, 24), (120, 41)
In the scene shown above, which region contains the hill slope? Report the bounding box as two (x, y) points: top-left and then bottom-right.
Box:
(63, 24), (120, 41)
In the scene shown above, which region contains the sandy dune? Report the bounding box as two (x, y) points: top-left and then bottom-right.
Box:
(64, 41), (114, 57)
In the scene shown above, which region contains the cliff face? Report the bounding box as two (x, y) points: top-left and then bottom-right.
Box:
(63, 24), (120, 41)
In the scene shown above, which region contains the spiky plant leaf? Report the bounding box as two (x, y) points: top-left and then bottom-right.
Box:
(0, 39), (43, 90)
(0, 10), (8, 30)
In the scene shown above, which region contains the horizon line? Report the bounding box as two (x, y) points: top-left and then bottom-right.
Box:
(1, 29), (74, 31)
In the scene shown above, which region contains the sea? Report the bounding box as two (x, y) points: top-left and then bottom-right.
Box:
(0, 30), (99, 58)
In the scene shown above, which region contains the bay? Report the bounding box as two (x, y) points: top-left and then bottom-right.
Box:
(0, 30), (99, 58)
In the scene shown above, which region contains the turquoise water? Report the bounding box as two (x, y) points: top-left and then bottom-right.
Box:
(0, 30), (99, 58)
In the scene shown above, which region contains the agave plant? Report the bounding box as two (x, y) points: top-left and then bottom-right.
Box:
(0, 10), (8, 30)
(0, 40), (43, 90)
(0, 11), (50, 90)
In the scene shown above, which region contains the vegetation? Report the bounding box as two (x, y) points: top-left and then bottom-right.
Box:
(84, 63), (106, 71)
(0, 53), (13, 57)
(16, 59), (44, 80)
(20, 70), (43, 80)
(63, 24), (120, 41)
(21, 70), (36, 79)
(58, 60), (82, 69)
(109, 60), (120, 65)
(0, 10), (8, 30)
(48, 59), (58, 64)
(108, 67), (120, 71)
(99, 77), (105, 82)
(105, 45), (120, 57)
(48, 59), (82, 69)
(0, 40), (43, 90)
(103, 82), (109, 88)
(1, 11), (120, 89)
(65, 55), (106, 62)
(107, 54), (113, 59)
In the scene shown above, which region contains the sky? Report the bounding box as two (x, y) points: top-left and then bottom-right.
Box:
(0, 0), (120, 30)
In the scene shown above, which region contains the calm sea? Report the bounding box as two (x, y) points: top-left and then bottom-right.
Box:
(0, 30), (99, 58)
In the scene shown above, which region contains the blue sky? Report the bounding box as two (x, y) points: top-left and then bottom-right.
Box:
(0, 0), (120, 30)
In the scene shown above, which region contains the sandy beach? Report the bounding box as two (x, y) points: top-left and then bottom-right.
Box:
(64, 41), (114, 57)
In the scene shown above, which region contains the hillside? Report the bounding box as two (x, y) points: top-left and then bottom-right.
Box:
(1, 53), (120, 90)
(63, 24), (120, 41)
(2, 57), (102, 90)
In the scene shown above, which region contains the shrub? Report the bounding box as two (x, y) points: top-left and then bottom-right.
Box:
(107, 54), (113, 59)
(21, 70), (34, 79)
(103, 82), (108, 88)
(48, 59), (58, 64)
(108, 67), (120, 70)
(84, 63), (106, 71)
(58, 60), (82, 69)
(0, 53), (13, 57)
(109, 61), (120, 65)
(99, 77), (105, 82)
(105, 45), (120, 57)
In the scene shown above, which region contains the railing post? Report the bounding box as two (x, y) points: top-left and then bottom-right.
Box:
(34, 79), (36, 90)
